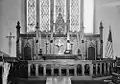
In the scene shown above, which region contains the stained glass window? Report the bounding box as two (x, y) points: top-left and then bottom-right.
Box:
(27, 0), (36, 32)
(70, 0), (81, 32)
(39, 0), (50, 32)
(54, 0), (66, 22)
(26, 0), (94, 33)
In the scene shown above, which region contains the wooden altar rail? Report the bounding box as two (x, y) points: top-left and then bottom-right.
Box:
(27, 60), (116, 78)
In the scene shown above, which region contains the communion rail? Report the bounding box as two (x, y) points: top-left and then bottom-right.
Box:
(27, 60), (116, 80)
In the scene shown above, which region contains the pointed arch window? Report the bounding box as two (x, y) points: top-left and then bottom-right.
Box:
(26, 0), (37, 32)
(26, 0), (94, 33)
(70, 0), (81, 32)
(39, 0), (50, 32)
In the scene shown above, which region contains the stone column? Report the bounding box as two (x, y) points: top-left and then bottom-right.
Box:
(28, 64), (31, 76)
(50, 0), (54, 32)
(99, 22), (104, 58)
(35, 64), (39, 76)
(90, 64), (93, 76)
(59, 65), (61, 76)
(74, 65), (77, 76)
(96, 64), (98, 76)
(80, 0), (84, 28)
(50, 33), (53, 54)
(51, 65), (54, 76)
(67, 65), (69, 76)
(104, 63), (106, 75)
(36, 23), (39, 58)
(52, 37), (55, 54)
(82, 64), (85, 76)
(66, 0), (70, 32)
(108, 63), (110, 74)
(80, 0), (85, 60)
(16, 21), (21, 58)
(43, 64), (46, 76)
(100, 63), (102, 75)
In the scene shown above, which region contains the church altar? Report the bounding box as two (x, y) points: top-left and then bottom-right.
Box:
(41, 54), (79, 60)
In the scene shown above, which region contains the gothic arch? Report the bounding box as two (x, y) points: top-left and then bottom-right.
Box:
(24, 41), (32, 60)
(87, 40), (96, 60)
(88, 46), (95, 60)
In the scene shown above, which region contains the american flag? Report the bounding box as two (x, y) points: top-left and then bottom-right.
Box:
(105, 27), (114, 58)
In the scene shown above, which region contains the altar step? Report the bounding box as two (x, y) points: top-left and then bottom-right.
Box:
(46, 77), (71, 84)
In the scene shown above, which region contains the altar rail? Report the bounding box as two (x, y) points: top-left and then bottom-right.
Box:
(27, 60), (116, 78)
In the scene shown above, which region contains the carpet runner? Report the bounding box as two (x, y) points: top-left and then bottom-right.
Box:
(46, 77), (71, 84)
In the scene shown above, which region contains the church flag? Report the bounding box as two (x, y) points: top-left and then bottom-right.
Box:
(105, 27), (113, 58)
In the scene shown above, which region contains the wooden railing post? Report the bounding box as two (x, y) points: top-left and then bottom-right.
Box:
(67, 65), (69, 76)
(59, 65), (61, 76)
(108, 63), (110, 74)
(74, 65), (77, 76)
(51, 65), (54, 76)
(100, 63), (102, 75)
(28, 64), (31, 77)
(90, 64), (93, 76)
(96, 64), (98, 76)
(104, 63), (106, 75)
(43, 64), (46, 76)
(35, 64), (38, 76)
(82, 64), (85, 76)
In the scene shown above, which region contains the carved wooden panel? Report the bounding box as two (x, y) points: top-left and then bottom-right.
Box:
(55, 13), (65, 34)
(87, 40), (96, 60)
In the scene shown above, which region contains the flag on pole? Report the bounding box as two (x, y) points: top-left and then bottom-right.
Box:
(105, 27), (114, 58)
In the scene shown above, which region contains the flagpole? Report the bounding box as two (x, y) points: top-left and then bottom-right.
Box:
(109, 26), (114, 59)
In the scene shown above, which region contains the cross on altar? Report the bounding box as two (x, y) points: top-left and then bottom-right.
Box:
(6, 32), (15, 55)
(55, 39), (64, 54)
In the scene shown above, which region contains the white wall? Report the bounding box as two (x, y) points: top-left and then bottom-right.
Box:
(0, 0), (24, 57)
(95, 0), (120, 57)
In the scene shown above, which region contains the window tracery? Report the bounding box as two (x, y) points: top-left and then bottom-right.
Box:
(26, 0), (94, 33)
(27, 0), (37, 32)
